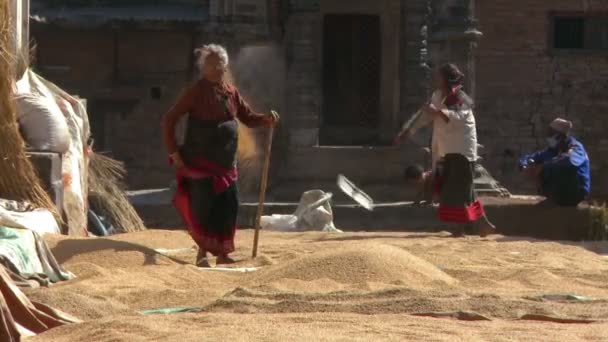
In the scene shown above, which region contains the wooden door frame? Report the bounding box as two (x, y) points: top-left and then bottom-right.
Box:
(320, 13), (383, 145)
(318, 0), (401, 146)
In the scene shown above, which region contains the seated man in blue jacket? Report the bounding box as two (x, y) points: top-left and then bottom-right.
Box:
(519, 118), (591, 206)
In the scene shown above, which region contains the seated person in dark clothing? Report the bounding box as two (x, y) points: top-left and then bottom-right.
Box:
(404, 165), (435, 206)
(519, 118), (591, 207)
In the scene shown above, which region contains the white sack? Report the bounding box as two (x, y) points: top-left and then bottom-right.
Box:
(15, 93), (70, 153)
(0, 200), (60, 235)
(261, 190), (342, 233)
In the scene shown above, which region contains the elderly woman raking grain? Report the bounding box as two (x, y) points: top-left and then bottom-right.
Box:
(162, 44), (279, 268)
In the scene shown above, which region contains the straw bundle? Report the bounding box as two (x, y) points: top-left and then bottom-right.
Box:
(0, 0), (56, 212)
(88, 152), (146, 233)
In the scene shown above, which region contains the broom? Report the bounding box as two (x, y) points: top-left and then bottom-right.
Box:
(0, 0), (57, 214)
(88, 152), (146, 233)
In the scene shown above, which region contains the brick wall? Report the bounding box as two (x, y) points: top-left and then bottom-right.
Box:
(97, 30), (195, 189)
(34, 29), (115, 90)
(33, 27), (198, 189)
(34, 22), (277, 191)
(476, 0), (608, 197)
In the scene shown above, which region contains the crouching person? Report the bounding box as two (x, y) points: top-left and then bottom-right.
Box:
(519, 118), (590, 207)
(404, 165), (435, 206)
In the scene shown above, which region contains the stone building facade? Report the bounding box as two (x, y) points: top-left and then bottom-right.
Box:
(282, 0), (428, 146)
(269, 0), (431, 202)
(31, 0), (433, 202)
(30, 0), (608, 199)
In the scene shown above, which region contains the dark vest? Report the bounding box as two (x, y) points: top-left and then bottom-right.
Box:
(181, 117), (238, 169)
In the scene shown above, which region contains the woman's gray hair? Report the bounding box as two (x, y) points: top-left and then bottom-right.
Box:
(194, 44), (229, 70)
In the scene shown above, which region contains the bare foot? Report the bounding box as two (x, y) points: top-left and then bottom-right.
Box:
(478, 217), (497, 238)
(451, 226), (466, 238)
(196, 249), (211, 268)
(196, 258), (211, 268)
(216, 255), (237, 265)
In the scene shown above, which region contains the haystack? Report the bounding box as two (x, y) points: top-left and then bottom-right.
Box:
(0, 0), (56, 213)
(88, 153), (146, 233)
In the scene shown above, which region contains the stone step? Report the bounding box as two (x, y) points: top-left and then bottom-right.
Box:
(266, 178), (509, 204)
(130, 191), (606, 241)
(237, 197), (548, 233)
(267, 180), (417, 203)
(282, 146), (428, 182)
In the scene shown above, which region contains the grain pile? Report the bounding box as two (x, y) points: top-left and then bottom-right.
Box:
(28, 230), (608, 341)
(252, 243), (456, 287)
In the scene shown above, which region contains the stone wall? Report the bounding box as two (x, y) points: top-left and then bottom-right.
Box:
(34, 29), (116, 89)
(284, 11), (321, 147)
(33, 27), (198, 189)
(33, 14), (278, 190)
(475, 0), (608, 198)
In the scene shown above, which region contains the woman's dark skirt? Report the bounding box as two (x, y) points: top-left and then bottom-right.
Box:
(173, 118), (240, 256)
(183, 177), (238, 255)
(435, 153), (485, 223)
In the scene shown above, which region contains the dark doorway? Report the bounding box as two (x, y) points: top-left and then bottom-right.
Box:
(321, 14), (381, 145)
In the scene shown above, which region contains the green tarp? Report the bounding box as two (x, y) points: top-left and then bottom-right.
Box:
(0, 227), (73, 287)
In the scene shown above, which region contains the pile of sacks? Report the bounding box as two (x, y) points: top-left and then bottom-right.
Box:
(15, 69), (91, 237)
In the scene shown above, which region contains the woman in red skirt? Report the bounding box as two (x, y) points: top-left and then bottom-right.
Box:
(398, 63), (495, 237)
(162, 44), (278, 267)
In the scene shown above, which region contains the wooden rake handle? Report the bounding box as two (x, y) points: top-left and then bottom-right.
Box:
(252, 126), (274, 258)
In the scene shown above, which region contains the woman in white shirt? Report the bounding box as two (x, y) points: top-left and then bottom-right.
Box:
(396, 63), (495, 237)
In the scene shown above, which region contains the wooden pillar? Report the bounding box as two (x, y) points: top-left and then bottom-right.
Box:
(427, 0), (482, 101)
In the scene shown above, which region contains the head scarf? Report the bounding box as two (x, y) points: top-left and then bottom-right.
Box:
(439, 63), (471, 108)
